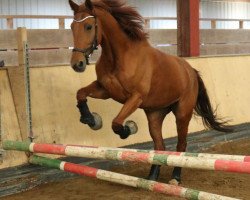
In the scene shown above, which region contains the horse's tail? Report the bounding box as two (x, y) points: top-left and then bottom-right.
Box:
(194, 71), (232, 132)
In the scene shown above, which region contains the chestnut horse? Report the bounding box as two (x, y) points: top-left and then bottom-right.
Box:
(69, 0), (230, 184)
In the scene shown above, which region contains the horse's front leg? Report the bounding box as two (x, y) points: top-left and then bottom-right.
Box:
(77, 81), (110, 130)
(112, 93), (142, 139)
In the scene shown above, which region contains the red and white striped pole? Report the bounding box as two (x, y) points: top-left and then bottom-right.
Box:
(30, 155), (239, 200)
(65, 144), (250, 162)
(3, 141), (250, 174)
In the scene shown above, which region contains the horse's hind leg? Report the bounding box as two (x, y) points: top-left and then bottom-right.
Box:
(171, 102), (194, 185)
(145, 109), (168, 181)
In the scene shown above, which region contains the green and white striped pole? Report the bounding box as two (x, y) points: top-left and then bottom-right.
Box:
(29, 155), (238, 200)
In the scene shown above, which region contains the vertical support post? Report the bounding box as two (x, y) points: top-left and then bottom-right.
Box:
(7, 27), (30, 141)
(7, 18), (14, 29)
(24, 42), (33, 142)
(17, 28), (27, 67)
(177, 0), (200, 57)
(211, 20), (217, 29)
(239, 20), (244, 29)
(59, 18), (65, 29)
(145, 19), (150, 29)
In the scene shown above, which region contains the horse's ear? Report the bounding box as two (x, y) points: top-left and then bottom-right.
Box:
(85, 0), (94, 11)
(69, 0), (79, 12)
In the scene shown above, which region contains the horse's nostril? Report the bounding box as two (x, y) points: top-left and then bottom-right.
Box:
(72, 61), (86, 73)
(73, 64), (78, 69)
(79, 61), (84, 68)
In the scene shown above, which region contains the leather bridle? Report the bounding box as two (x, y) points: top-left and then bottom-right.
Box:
(72, 15), (98, 65)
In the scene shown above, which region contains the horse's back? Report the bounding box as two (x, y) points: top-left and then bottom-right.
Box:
(141, 47), (198, 109)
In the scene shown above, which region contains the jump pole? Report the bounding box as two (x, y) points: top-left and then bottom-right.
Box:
(4, 141), (249, 162)
(3, 141), (250, 174)
(65, 144), (250, 163)
(29, 155), (238, 200)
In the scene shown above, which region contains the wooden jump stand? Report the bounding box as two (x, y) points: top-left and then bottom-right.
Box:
(0, 27), (34, 163)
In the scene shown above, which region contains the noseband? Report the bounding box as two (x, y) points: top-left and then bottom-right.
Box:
(72, 15), (98, 65)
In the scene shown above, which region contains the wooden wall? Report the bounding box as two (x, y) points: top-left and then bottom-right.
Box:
(2, 55), (250, 169)
(0, 70), (28, 168)
(0, 29), (73, 67)
(1, 29), (250, 67)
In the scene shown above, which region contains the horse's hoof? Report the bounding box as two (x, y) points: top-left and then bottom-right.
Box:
(119, 127), (130, 139)
(169, 179), (180, 186)
(80, 112), (95, 126)
(89, 112), (102, 130)
(112, 122), (132, 139)
(125, 120), (138, 135)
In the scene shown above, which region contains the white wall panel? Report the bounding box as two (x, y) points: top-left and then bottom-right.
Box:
(0, 0), (73, 29)
(128, 0), (177, 29)
(1, 0), (250, 29)
(201, 0), (250, 29)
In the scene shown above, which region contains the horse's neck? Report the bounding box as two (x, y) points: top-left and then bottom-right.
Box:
(98, 13), (131, 67)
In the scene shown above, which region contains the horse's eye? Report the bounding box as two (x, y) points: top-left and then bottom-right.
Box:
(85, 24), (92, 31)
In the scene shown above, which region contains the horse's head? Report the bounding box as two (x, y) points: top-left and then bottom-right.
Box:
(69, 0), (100, 73)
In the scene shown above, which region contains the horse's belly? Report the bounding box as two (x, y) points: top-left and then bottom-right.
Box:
(142, 94), (179, 109)
(141, 84), (181, 109)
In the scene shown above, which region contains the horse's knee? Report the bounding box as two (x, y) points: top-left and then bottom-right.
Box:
(77, 88), (87, 101)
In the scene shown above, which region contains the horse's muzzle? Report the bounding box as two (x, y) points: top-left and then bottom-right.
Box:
(72, 60), (86, 73)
